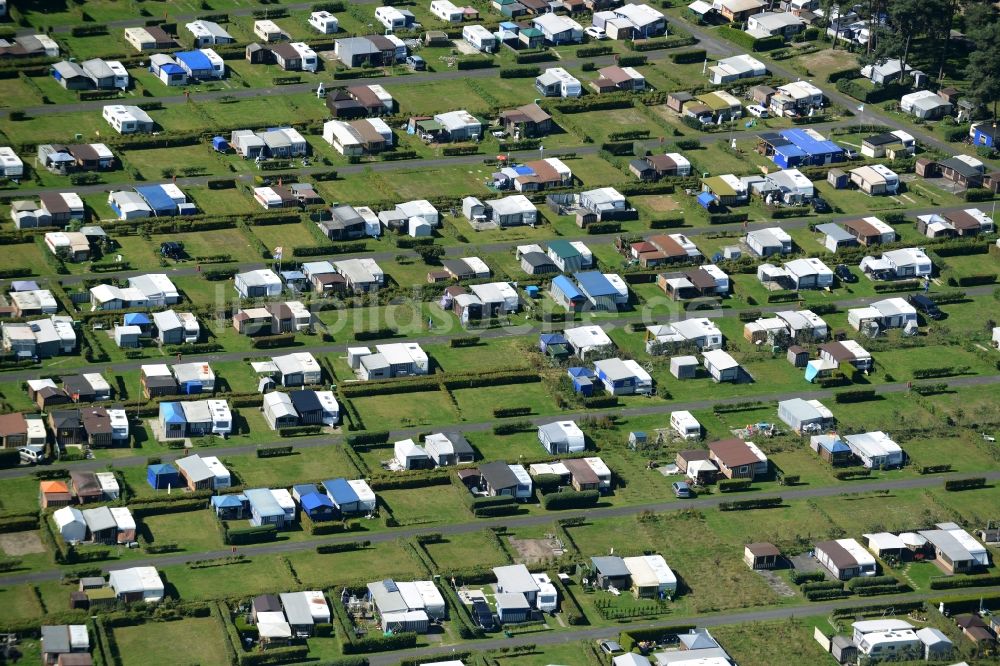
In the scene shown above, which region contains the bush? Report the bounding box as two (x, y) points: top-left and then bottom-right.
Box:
(586, 222), (621, 235)
(616, 55), (647, 67)
(716, 25), (784, 51)
(944, 477), (986, 491)
(541, 490), (600, 510)
(316, 541), (370, 554)
(834, 469), (871, 480)
(250, 334), (296, 349)
(449, 336), (480, 348)
(0, 449), (20, 469)
(719, 497), (782, 511)
(670, 49), (706, 64)
(717, 479), (752, 493)
(456, 56), (493, 70)
(709, 212), (749, 225)
(957, 273), (997, 287)
(494, 406), (532, 418)
(278, 425), (323, 438)
(499, 66), (540, 78)
(649, 216), (685, 229)
(224, 524), (277, 545)
(576, 46), (614, 58)
(257, 445), (294, 458)
(930, 574), (1000, 590)
(791, 570), (826, 584)
(834, 389), (877, 403)
(964, 188), (993, 202)
(848, 575), (901, 590)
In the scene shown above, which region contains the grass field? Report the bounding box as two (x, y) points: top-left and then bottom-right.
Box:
(0, 586), (43, 626)
(380, 483), (472, 527)
(114, 617), (231, 666)
(348, 390), (461, 429)
(713, 617), (833, 666)
(422, 530), (512, 570)
(451, 382), (559, 422)
(224, 446), (361, 489)
(286, 541), (427, 588)
(142, 510), (224, 554)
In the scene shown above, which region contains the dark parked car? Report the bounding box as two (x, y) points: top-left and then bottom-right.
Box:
(811, 196), (831, 214)
(472, 599), (495, 631)
(835, 264), (857, 283)
(160, 241), (185, 260)
(908, 293), (943, 319)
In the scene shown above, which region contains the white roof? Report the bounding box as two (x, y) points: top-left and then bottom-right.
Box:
(563, 324), (613, 350)
(671, 410), (700, 429)
(434, 110), (480, 131)
(109, 506), (135, 531)
(263, 391), (297, 418)
(83, 373), (110, 392)
(864, 531), (906, 551)
(109, 566), (163, 594)
(854, 619), (913, 634)
(838, 538), (877, 567)
(142, 363), (172, 378)
(623, 554), (676, 588)
(615, 3), (664, 25)
(703, 349), (739, 370)
(844, 431), (902, 459)
(533, 13), (582, 32)
(776, 80), (822, 99)
(272, 351), (321, 376)
(256, 612), (292, 639)
(584, 456), (611, 477)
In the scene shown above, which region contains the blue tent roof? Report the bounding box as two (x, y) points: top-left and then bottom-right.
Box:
(211, 494), (245, 508)
(697, 191), (716, 207)
(159, 63), (185, 75)
(124, 313), (150, 326)
(540, 333), (566, 345)
(176, 50), (213, 71)
(281, 270), (306, 282)
(293, 483), (319, 498)
(574, 271), (616, 297)
(567, 366), (596, 378)
(212, 136), (228, 149)
(159, 402), (186, 424)
(322, 478), (359, 506)
(551, 275), (583, 301)
(11, 280), (39, 291)
(135, 185), (178, 215)
(512, 165), (534, 175)
(780, 129), (843, 157)
(148, 463), (177, 475)
(301, 492), (335, 512)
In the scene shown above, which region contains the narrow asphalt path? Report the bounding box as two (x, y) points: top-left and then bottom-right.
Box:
(2, 459), (998, 586)
(366, 584), (1000, 665)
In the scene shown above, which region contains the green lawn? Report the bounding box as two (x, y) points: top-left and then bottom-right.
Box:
(286, 541), (427, 588)
(713, 617), (834, 666)
(451, 382), (559, 422)
(0, 586), (43, 626)
(165, 554), (298, 601)
(225, 446), (360, 489)
(380, 483), (471, 527)
(114, 617), (231, 666)
(142, 510), (224, 554)
(422, 531), (512, 570)
(150, 228), (261, 264)
(123, 144), (233, 181)
(348, 390), (461, 429)
(249, 222), (320, 253)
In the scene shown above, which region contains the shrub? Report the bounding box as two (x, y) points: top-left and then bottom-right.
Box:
(718, 497), (782, 511)
(541, 490), (600, 510)
(250, 334), (296, 349)
(616, 55), (647, 67)
(834, 389), (877, 403)
(499, 66), (540, 78)
(717, 479), (752, 493)
(944, 477), (986, 491)
(494, 406), (532, 418)
(576, 46), (614, 58)
(257, 445), (294, 458)
(791, 570), (826, 584)
(834, 469), (871, 480)
(930, 574), (1000, 590)
(449, 336), (480, 348)
(716, 25), (783, 51)
(670, 49), (706, 64)
(456, 56), (493, 70)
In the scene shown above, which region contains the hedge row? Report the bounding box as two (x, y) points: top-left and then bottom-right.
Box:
(541, 489), (600, 510)
(718, 497), (782, 511)
(834, 389), (878, 403)
(717, 479), (752, 493)
(945, 477), (986, 491)
(499, 66), (540, 78)
(716, 25), (784, 51)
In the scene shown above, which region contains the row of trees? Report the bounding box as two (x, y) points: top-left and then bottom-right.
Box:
(816, 0), (1000, 122)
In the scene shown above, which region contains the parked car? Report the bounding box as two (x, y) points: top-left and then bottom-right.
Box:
(599, 640), (624, 655)
(406, 55), (426, 71)
(908, 293), (943, 319)
(584, 26), (607, 40)
(810, 196), (831, 213)
(18, 445), (46, 465)
(835, 264), (857, 283)
(672, 481), (693, 498)
(160, 241), (184, 260)
(746, 104), (769, 118)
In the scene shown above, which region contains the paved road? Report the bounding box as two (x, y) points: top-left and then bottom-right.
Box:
(8, 365), (997, 482)
(3, 454), (998, 586)
(675, 18), (1000, 172)
(366, 584), (1000, 665)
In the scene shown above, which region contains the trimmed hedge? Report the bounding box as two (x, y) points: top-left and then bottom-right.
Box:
(499, 66), (540, 78)
(250, 333), (297, 349)
(576, 46), (614, 58)
(834, 389), (878, 403)
(670, 49), (706, 64)
(718, 497), (782, 511)
(541, 490), (600, 510)
(716, 25), (784, 51)
(717, 479), (752, 493)
(944, 477), (986, 491)
(456, 57), (493, 70)
(834, 469), (872, 480)
(257, 445), (294, 458)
